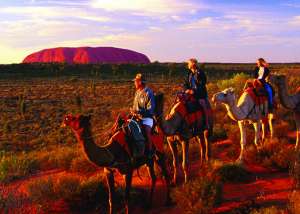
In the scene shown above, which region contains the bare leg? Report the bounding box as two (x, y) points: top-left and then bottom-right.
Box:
(237, 121), (246, 163)
(167, 137), (179, 185)
(124, 171), (133, 214)
(181, 140), (189, 183)
(105, 168), (115, 214)
(147, 160), (157, 208)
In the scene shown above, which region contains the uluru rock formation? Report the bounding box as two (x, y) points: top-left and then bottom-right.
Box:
(23, 47), (151, 64)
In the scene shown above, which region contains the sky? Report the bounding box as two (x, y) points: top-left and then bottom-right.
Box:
(0, 0), (300, 64)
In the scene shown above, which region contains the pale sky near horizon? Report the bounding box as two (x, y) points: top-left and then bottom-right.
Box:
(0, 0), (300, 64)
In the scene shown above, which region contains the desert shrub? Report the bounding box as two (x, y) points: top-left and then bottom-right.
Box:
(60, 174), (108, 212)
(245, 138), (295, 171)
(171, 175), (222, 214)
(210, 125), (227, 141)
(36, 146), (78, 170)
(275, 120), (293, 138)
(0, 152), (39, 183)
(287, 74), (300, 94)
(27, 174), (109, 213)
(289, 190), (300, 214)
(217, 73), (250, 92)
(0, 189), (27, 213)
(215, 163), (252, 183)
(250, 206), (286, 214)
(69, 155), (98, 174)
(291, 151), (300, 189)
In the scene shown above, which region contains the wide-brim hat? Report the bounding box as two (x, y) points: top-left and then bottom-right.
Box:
(132, 73), (146, 82)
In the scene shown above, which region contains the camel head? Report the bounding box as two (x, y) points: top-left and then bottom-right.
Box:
(61, 114), (92, 131)
(269, 74), (286, 86)
(212, 88), (236, 105)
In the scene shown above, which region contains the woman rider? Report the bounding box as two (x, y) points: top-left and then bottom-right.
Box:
(183, 58), (212, 131)
(254, 58), (273, 111)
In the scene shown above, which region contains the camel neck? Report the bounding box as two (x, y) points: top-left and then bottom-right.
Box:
(276, 80), (296, 109)
(74, 127), (114, 167)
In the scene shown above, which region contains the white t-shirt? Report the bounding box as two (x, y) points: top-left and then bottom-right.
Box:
(258, 67), (265, 80)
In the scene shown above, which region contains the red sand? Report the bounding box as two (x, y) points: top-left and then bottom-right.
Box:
(1, 139), (294, 213)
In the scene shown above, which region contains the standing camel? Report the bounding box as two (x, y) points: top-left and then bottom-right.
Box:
(271, 74), (300, 150)
(62, 114), (171, 214)
(155, 93), (212, 184)
(212, 87), (273, 163)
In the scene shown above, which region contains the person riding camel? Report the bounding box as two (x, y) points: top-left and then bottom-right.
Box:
(183, 58), (211, 130)
(254, 58), (274, 112)
(132, 73), (155, 158)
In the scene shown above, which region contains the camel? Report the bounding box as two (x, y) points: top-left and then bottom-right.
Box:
(61, 114), (171, 214)
(212, 87), (273, 162)
(270, 74), (300, 150)
(155, 93), (212, 184)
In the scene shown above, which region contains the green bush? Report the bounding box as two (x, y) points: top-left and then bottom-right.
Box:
(171, 176), (222, 214)
(217, 73), (250, 92)
(215, 163), (252, 183)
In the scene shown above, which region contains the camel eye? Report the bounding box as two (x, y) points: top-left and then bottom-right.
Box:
(224, 93), (227, 97)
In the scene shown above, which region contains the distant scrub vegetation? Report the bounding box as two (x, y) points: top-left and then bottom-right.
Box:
(0, 62), (299, 80)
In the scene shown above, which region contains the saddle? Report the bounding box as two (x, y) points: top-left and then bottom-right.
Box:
(176, 92), (203, 113)
(168, 93), (205, 135)
(110, 114), (164, 158)
(243, 79), (268, 105)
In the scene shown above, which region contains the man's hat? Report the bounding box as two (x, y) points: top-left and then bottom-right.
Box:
(132, 73), (146, 82)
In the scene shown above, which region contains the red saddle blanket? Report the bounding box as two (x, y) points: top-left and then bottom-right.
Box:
(110, 117), (165, 157)
(245, 88), (267, 105)
(167, 101), (204, 131)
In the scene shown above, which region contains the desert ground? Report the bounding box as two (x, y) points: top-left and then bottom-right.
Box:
(0, 63), (300, 213)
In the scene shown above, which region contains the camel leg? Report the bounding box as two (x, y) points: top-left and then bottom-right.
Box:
(124, 171), (133, 214)
(167, 137), (179, 185)
(199, 131), (209, 164)
(237, 121), (246, 163)
(196, 136), (204, 166)
(262, 121), (266, 143)
(181, 140), (189, 183)
(296, 130), (299, 151)
(268, 113), (274, 139)
(253, 122), (262, 148)
(105, 168), (115, 214)
(203, 130), (210, 161)
(156, 152), (172, 205)
(147, 160), (157, 208)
